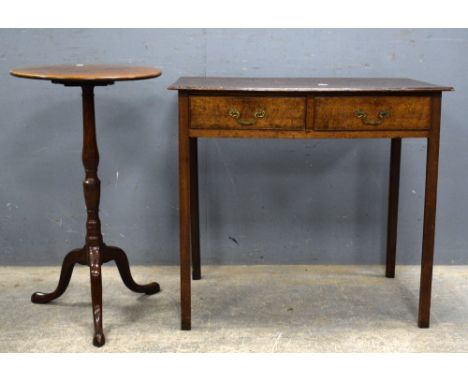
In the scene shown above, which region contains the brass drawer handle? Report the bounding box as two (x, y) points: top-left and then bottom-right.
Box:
(228, 107), (266, 126)
(355, 109), (390, 126)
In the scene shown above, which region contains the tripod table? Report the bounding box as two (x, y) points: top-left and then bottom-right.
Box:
(10, 64), (162, 347)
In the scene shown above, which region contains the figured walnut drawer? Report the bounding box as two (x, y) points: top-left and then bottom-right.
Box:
(190, 96), (305, 130)
(311, 96), (432, 131)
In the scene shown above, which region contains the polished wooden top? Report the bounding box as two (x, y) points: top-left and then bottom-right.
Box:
(10, 64), (161, 83)
(169, 77), (453, 92)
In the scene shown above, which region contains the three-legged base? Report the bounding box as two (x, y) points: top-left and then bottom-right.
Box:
(31, 244), (160, 347)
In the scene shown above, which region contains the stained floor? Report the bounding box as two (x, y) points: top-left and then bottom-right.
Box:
(0, 265), (467, 352)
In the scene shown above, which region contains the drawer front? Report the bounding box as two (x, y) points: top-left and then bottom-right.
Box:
(190, 96), (305, 130)
(312, 96), (431, 131)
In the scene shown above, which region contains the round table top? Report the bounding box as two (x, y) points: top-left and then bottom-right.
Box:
(10, 64), (161, 83)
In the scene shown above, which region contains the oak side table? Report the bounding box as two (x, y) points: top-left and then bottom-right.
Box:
(10, 64), (162, 347)
(169, 77), (453, 330)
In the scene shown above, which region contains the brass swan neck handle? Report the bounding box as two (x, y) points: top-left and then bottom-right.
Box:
(228, 107), (266, 126)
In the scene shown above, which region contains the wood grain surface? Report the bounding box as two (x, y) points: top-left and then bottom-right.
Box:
(313, 96), (431, 131)
(169, 77), (453, 92)
(10, 64), (161, 82)
(190, 95), (305, 130)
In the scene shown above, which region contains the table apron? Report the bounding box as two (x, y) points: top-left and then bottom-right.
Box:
(187, 93), (438, 139)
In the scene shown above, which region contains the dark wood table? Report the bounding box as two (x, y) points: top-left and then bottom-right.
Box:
(10, 64), (162, 347)
(169, 77), (453, 331)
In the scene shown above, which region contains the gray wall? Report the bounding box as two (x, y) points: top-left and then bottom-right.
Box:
(0, 29), (466, 265)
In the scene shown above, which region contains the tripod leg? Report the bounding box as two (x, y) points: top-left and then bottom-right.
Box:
(31, 248), (85, 304)
(105, 245), (160, 295)
(89, 246), (105, 347)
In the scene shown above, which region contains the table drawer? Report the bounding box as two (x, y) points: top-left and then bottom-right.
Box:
(190, 96), (305, 130)
(312, 96), (431, 131)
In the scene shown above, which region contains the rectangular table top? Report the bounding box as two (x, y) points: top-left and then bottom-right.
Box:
(168, 77), (453, 93)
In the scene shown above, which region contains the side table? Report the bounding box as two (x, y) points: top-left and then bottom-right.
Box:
(10, 64), (162, 347)
(169, 77), (453, 330)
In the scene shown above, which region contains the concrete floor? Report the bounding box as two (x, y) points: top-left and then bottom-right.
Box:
(0, 265), (467, 352)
